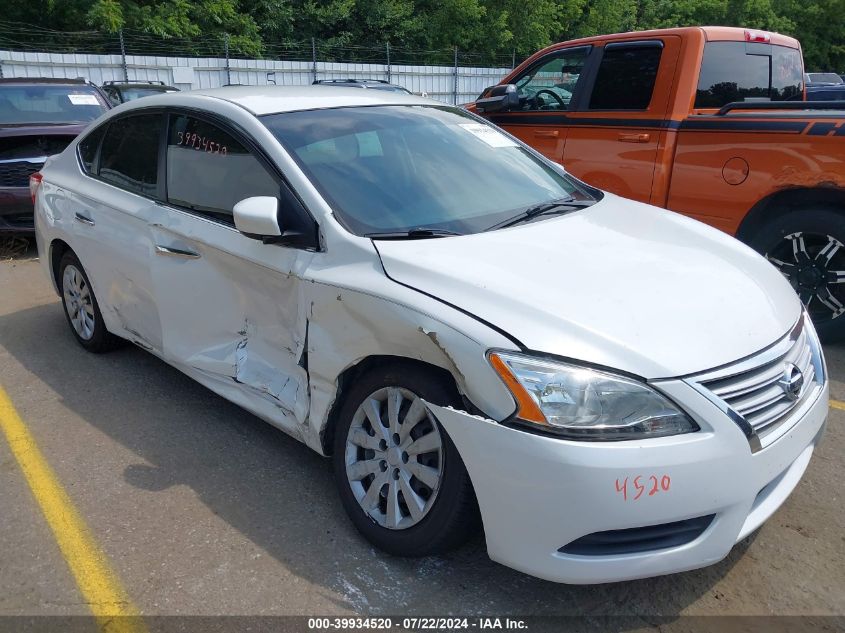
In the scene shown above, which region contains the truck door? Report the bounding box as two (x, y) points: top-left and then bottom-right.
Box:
(562, 37), (681, 204)
(483, 46), (592, 163)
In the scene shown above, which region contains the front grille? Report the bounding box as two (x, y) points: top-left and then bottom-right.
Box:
(690, 315), (823, 446)
(0, 160), (42, 187)
(559, 515), (715, 556)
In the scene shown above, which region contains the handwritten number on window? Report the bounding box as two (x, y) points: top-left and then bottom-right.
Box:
(175, 129), (227, 155)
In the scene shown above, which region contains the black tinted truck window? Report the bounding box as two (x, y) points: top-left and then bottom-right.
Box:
(695, 42), (804, 108)
(589, 44), (663, 110)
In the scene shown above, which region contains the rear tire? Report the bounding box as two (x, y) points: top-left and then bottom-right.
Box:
(332, 363), (480, 556)
(58, 251), (124, 353)
(749, 208), (845, 343)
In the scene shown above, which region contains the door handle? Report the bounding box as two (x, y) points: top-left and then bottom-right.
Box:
(534, 129), (559, 138)
(618, 132), (650, 143)
(154, 245), (201, 259)
(74, 212), (95, 226)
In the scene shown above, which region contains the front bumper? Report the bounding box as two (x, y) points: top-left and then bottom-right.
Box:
(0, 187), (35, 232)
(427, 379), (828, 584)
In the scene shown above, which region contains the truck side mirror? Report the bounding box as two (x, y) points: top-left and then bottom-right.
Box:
(475, 84), (519, 113)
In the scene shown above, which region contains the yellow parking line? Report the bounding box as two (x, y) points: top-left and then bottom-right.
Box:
(0, 387), (145, 633)
(831, 399), (845, 411)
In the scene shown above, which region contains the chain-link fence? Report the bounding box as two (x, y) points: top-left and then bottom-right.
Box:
(0, 21), (522, 104)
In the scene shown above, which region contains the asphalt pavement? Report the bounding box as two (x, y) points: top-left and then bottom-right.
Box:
(1, 244), (843, 629)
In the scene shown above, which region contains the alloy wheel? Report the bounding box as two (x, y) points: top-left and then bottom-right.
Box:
(767, 232), (845, 323)
(344, 387), (444, 530)
(62, 264), (96, 340)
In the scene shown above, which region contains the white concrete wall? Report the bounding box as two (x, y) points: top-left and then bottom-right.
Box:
(0, 50), (512, 105)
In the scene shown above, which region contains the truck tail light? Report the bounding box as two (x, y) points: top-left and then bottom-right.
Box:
(745, 30), (771, 43)
(29, 172), (43, 204)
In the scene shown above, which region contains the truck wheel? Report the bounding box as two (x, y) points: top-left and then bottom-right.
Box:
(332, 363), (480, 556)
(749, 208), (845, 342)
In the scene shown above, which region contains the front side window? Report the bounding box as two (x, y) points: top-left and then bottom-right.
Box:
(263, 105), (595, 236)
(589, 43), (663, 110)
(166, 114), (279, 225)
(513, 48), (589, 111)
(0, 84), (109, 125)
(695, 42), (803, 108)
(98, 113), (163, 197)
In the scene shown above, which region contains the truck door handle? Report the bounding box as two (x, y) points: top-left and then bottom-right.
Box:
(534, 129), (559, 138)
(618, 133), (650, 143)
(74, 212), (95, 226)
(154, 245), (201, 259)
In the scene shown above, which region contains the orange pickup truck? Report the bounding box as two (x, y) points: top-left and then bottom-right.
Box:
(467, 26), (845, 341)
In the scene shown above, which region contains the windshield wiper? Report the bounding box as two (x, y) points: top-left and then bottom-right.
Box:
(485, 198), (594, 231)
(365, 228), (464, 240)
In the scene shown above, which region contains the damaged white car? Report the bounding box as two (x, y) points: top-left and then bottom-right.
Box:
(33, 86), (828, 584)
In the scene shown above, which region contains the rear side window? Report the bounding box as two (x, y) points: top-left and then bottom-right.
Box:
(166, 114), (279, 225)
(589, 44), (663, 110)
(78, 125), (106, 174)
(695, 42), (804, 108)
(98, 114), (163, 197)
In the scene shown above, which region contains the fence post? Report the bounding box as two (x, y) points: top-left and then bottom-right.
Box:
(453, 46), (459, 105)
(311, 37), (317, 83)
(385, 42), (391, 83)
(512, 50), (516, 70)
(224, 33), (231, 85)
(118, 29), (128, 82)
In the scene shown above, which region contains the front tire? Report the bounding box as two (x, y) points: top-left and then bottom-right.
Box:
(58, 251), (123, 353)
(749, 208), (845, 342)
(332, 363), (480, 556)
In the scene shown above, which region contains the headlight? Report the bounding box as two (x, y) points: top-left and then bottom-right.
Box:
(489, 351), (698, 441)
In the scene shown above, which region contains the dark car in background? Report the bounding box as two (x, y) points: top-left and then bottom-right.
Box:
(0, 77), (110, 232)
(804, 72), (845, 101)
(101, 80), (179, 105)
(312, 78), (413, 94)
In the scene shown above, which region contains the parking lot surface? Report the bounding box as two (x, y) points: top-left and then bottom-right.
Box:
(1, 245), (843, 623)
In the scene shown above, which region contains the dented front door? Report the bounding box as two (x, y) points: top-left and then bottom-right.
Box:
(149, 111), (310, 429)
(150, 211), (309, 427)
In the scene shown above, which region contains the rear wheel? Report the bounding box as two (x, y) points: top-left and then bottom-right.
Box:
(749, 208), (845, 342)
(332, 363), (480, 556)
(58, 251), (123, 353)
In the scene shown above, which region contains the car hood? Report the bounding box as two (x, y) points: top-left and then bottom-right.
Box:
(0, 122), (91, 140)
(375, 194), (801, 379)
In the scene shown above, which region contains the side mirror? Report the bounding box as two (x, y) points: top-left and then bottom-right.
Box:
(233, 195), (316, 248)
(475, 84), (519, 113)
(233, 196), (282, 240)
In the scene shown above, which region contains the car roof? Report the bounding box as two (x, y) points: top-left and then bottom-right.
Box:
(167, 85), (433, 115)
(534, 26), (800, 58)
(0, 77), (91, 85)
(104, 81), (176, 89)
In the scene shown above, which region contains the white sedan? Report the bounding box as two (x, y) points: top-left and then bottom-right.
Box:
(32, 86), (829, 584)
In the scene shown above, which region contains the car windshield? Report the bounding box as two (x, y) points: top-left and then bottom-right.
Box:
(0, 84), (108, 125)
(262, 105), (595, 236)
(120, 87), (176, 101)
(808, 73), (843, 84)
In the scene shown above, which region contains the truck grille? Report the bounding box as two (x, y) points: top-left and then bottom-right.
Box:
(688, 315), (824, 448)
(0, 160), (43, 187)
